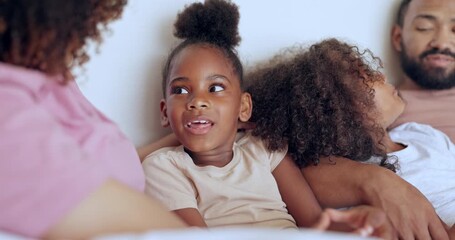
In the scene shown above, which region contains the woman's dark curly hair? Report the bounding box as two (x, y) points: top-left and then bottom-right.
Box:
(247, 38), (395, 171)
(0, 0), (127, 82)
(161, 0), (243, 96)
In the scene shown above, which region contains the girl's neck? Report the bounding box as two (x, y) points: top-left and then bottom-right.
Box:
(185, 148), (234, 168)
(382, 132), (406, 153)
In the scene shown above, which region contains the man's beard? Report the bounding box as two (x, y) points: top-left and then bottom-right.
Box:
(399, 44), (455, 90)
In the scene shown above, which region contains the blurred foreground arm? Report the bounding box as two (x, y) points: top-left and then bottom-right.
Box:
(44, 179), (187, 239)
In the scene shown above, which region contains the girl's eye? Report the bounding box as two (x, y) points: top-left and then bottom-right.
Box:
(171, 87), (189, 94)
(209, 85), (225, 92)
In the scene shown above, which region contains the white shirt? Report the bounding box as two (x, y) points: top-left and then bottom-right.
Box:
(370, 122), (455, 226)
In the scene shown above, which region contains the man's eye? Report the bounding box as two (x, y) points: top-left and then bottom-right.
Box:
(171, 87), (189, 94)
(416, 27), (433, 31)
(209, 85), (225, 92)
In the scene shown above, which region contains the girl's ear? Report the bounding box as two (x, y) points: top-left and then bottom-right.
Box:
(160, 99), (170, 127)
(239, 92), (252, 122)
(391, 24), (403, 52)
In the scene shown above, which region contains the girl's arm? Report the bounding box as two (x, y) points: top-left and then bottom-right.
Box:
(173, 208), (208, 227)
(137, 133), (179, 162)
(302, 156), (449, 240)
(272, 154), (322, 227)
(273, 154), (394, 238)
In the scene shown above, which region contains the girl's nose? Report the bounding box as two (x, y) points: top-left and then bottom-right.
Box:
(187, 94), (210, 110)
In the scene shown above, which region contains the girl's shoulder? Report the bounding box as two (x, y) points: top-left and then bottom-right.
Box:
(142, 145), (187, 166)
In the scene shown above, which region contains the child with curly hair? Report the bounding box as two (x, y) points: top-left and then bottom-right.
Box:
(142, 1), (393, 237)
(0, 0), (186, 238)
(247, 38), (455, 238)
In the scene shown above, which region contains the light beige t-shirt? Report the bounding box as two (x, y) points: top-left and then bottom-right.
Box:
(142, 133), (296, 229)
(391, 88), (455, 142)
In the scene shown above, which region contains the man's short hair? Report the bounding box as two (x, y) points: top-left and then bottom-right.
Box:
(396, 0), (412, 26)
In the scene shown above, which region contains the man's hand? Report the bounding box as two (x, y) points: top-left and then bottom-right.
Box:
(312, 206), (396, 239)
(364, 170), (449, 240)
(303, 157), (449, 240)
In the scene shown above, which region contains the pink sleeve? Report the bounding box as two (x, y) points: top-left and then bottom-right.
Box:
(0, 86), (110, 237)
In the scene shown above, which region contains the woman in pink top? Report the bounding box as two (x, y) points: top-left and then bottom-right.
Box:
(0, 1), (185, 239)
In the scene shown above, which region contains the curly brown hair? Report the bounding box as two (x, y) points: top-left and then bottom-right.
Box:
(247, 38), (395, 171)
(0, 0), (127, 82)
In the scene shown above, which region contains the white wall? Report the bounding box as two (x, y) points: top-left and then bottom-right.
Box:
(78, 0), (402, 147)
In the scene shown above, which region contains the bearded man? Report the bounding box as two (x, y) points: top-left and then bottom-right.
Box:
(390, 0), (455, 141)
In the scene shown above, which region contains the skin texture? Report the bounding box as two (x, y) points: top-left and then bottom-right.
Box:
(370, 79), (406, 129)
(160, 45), (251, 167)
(392, 0), (455, 90)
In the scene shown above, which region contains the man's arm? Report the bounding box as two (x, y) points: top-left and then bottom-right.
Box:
(302, 156), (449, 240)
(273, 154), (322, 227)
(449, 225), (455, 240)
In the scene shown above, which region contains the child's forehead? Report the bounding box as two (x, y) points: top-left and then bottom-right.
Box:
(169, 44), (237, 77)
(176, 44), (227, 62)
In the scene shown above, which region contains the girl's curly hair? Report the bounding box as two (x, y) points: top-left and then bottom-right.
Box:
(247, 38), (395, 171)
(162, 0), (243, 96)
(0, 0), (127, 82)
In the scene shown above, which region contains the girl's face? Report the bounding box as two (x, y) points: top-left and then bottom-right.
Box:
(160, 45), (251, 161)
(371, 75), (406, 129)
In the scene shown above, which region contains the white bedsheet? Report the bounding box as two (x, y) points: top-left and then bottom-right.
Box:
(0, 227), (377, 239)
(96, 228), (376, 240)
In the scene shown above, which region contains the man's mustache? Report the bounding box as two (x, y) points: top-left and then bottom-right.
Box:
(420, 48), (455, 59)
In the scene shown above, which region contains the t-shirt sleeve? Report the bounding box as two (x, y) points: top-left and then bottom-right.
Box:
(394, 122), (455, 157)
(142, 151), (198, 211)
(241, 133), (288, 171)
(0, 85), (110, 237)
(414, 123), (455, 158)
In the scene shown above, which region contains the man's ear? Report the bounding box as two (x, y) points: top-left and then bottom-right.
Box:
(239, 92), (252, 122)
(391, 24), (403, 52)
(160, 99), (170, 127)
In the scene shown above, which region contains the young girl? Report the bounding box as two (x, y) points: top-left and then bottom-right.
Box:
(247, 38), (455, 238)
(142, 0), (392, 237)
(0, 0), (185, 239)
